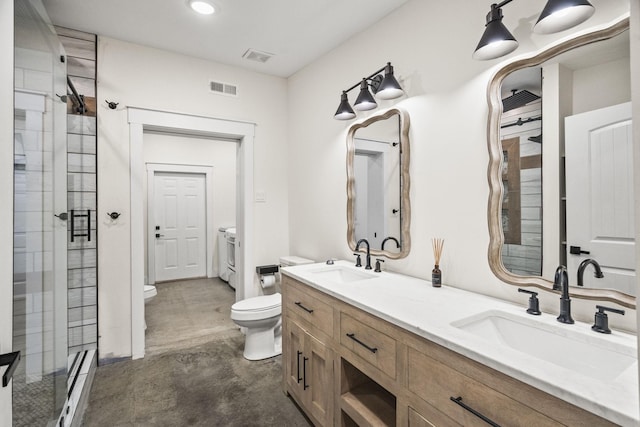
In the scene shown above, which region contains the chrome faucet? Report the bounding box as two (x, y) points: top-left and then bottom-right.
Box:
(553, 266), (574, 324)
(381, 236), (400, 251)
(577, 258), (604, 287)
(355, 238), (372, 270)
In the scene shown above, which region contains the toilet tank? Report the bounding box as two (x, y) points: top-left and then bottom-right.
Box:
(279, 256), (314, 267)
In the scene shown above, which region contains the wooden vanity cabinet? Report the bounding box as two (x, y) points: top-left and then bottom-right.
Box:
(282, 275), (615, 427)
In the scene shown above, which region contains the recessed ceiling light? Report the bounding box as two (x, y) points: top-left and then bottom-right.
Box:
(189, 0), (215, 15)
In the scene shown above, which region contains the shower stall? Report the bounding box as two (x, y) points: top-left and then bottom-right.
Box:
(11, 0), (97, 426)
(13, 0), (68, 423)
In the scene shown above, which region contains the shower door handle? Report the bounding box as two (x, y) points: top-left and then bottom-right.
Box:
(0, 351), (20, 387)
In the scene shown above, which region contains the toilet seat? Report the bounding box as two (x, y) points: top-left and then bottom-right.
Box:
(231, 293), (281, 322)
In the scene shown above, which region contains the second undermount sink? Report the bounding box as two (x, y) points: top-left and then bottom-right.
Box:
(451, 310), (637, 382)
(308, 265), (376, 284)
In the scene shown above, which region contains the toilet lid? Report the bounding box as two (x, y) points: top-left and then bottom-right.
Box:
(232, 293), (281, 311)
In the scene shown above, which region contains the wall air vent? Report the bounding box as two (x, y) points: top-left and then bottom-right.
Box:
(242, 48), (274, 63)
(209, 80), (238, 97)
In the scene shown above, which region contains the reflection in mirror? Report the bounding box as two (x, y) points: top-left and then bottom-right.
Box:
(347, 108), (410, 259)
(487, 17), (635, 308)
(500, 69), (542, 277)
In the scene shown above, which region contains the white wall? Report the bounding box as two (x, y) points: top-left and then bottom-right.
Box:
(97, 37), (289, 360)
(142, 132), (236, 281)
(573, 57), (631, 114)
(0, 0), (14, 423)
(287, 0), (637, 331)
(631, 0), (640, 410)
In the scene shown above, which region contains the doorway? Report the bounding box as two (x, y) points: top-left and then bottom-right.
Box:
(128, 108), (255, 359)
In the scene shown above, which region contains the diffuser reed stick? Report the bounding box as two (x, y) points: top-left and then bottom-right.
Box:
(431, 238), (444, 287)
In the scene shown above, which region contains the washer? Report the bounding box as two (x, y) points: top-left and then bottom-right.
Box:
(225, 227), (237, 289)
(217, 226), (233, 282)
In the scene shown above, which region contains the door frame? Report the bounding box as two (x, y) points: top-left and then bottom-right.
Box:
(129, 107), (254, 359)
(146, 164), (214, 285)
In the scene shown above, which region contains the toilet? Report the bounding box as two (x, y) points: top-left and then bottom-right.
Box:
(144, 284), (157, 302)
(143, 285), (157, 329)
(230, 255), (314, 360)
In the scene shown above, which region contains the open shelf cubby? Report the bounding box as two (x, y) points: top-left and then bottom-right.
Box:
(340, 358), (396, 427)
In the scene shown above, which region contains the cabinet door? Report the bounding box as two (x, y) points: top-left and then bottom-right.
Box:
(285, 319), (306, 400)
(285, 318), (333, 426)
(306, 333), (332, 426)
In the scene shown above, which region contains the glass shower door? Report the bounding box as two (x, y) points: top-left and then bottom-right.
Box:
(13, 0), (68, 425)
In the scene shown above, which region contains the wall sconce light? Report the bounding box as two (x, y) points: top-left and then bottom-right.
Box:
(473, 0), (595, 61)
(334, 62), (404, 120)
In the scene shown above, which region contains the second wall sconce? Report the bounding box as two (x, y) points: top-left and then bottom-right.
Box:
(473, 0), (595, 61)
(334, 62), (404, 120)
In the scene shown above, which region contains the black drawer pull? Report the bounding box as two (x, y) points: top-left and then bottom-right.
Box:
(296, 351), (303, 383)
(450, 396), (501, 427)
(294, 301), (314, 313)
(346, 333), (378, 353)
(303, 356), (309, 390)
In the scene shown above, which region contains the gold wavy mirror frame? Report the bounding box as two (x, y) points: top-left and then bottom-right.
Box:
(487, 17), (635, 308)
(347, 108), (411, 259)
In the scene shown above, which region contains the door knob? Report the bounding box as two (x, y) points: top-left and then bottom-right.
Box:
(54, 212), (68, 221)
(155, 233), (164, 238)
(570, 245), (590, 255)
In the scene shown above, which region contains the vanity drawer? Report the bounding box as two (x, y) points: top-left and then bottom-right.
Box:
(340, 312), (396, 379)
(285, 280), (334, 338)
(407, 347), (560, 427)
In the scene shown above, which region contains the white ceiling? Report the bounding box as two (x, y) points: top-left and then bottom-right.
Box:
(42, 0), (409, 78)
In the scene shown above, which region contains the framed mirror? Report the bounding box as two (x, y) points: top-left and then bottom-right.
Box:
(347, 108), (410, 259)
(487, 16), (634, 308)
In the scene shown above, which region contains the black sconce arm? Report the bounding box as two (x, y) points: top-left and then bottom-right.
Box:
(340, 64), (388, 95)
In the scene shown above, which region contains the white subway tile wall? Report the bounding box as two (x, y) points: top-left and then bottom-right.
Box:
(57, 26), (98, 354)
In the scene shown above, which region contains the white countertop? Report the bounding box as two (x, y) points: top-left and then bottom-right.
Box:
(281, 260), (639, 426)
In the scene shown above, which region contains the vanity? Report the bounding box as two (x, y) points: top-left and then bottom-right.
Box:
(281, 261), (638, 427)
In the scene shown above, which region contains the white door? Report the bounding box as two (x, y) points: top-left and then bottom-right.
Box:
(154, 172), (207, 282)
(565, 102), (634, 295)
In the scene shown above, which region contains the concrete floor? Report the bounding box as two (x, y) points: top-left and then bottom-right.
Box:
(83, 278), (312, 426)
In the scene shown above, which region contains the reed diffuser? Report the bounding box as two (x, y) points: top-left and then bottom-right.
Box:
(431, 238), (444, 287)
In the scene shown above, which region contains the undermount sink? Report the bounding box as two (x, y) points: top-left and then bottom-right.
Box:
(308, 266), (376, 284)
(451, 310), (637, 382)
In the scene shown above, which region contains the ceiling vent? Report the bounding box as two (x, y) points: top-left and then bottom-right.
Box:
(242, 48), (274, 63)
(209, 80), (238, 97)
